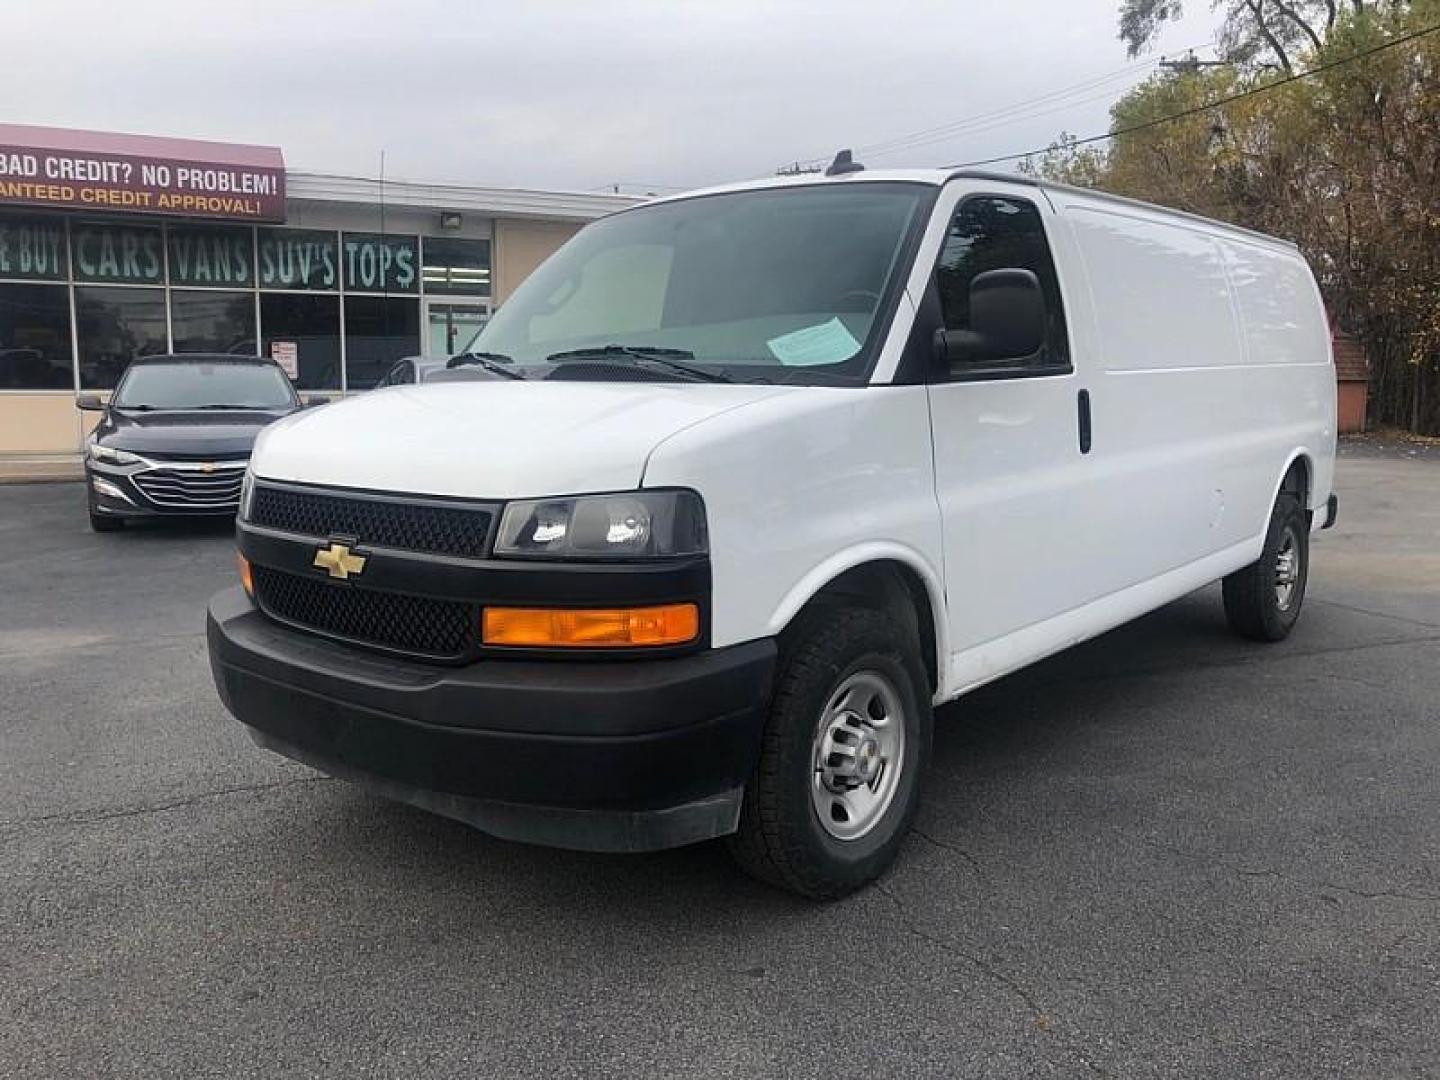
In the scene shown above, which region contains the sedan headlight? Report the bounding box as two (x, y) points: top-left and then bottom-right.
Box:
(88, 442), (141, 466)
(238, 469), (256, 521)
(495, 490), (707, 559)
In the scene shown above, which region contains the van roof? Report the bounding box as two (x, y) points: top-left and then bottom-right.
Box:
(638, 167), (1298, 252)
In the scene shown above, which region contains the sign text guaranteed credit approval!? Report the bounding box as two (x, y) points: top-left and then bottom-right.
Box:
(0, 144), (285, 222)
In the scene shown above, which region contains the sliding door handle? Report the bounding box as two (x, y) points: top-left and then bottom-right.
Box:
(1077, 389), (1092, 454)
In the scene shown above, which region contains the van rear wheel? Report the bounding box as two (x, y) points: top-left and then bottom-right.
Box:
(728, 606), (931, 900)
(1222, 491), (1308, 642)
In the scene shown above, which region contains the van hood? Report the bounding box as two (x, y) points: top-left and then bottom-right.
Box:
(250, 380), (796, 499)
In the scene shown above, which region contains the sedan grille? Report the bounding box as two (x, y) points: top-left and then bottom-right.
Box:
(251, 565), (476, 659)
(251, 484), (494, 558)
(133, 465), (246, 510)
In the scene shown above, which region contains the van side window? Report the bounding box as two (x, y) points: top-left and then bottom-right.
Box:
(935, 196), (1069, 374)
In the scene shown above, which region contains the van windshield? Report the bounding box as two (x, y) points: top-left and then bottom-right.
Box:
(468, 182), (929, 384)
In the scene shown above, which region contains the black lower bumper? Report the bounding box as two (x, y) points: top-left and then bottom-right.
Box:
(206, 587), (776, 851)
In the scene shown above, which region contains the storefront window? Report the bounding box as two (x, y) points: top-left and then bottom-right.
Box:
(421, 237), (491, 295)
(168, 226), (255, 289)
(343, 296), (420, 388)
(75, 286), (169, 389)
(172, 291), (257, 355)
(342, 233), (419, 293)
(71, 221), (165, 285)
(257, 229), (339, 290)
(0, 283), (73, 389)
(260, 293), (340, 389)
(0, 215), (68, 281)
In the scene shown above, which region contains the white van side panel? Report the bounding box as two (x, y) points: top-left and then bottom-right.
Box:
(1056, 194), (1335, 564)
(641, 386), (948, 674)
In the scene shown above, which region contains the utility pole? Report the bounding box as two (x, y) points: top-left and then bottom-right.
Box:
(1160, 51), (1229, 75)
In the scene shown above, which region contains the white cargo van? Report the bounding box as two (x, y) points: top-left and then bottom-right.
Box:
(208, 161), (1337, 898)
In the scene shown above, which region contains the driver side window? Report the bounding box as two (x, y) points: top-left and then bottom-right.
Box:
(935, 196), (1069, 372)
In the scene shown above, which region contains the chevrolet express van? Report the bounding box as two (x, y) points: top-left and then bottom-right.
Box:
(208, 162), (1337, 898)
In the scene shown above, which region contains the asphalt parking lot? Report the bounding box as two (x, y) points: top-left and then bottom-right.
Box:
(2, 441), (1437, 1079)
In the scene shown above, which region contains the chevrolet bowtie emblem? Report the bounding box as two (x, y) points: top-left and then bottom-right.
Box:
(313, 542), (367, 581)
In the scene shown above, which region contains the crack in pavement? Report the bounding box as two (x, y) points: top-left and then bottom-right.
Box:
(1134, 836), (1440, 905)
(1233, 868), (1440, 905)
(0, 773), (331, 832)
(908, 824), (989, 882)
(873, 880), (1111, 1078)
(1308, 596), (1440, 632)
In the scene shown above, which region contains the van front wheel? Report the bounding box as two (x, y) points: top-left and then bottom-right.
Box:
(1222, 491), (1309, 642)
(728, 607), (931, 900)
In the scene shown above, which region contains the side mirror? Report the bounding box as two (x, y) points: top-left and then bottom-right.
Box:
(933, 268), (1045, 367)
(76, 394), (105, 412)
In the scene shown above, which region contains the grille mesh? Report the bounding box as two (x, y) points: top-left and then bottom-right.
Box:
(252, 565), (476, 658)
(134, 467), (245, 509)
(251, 485), (493, 557)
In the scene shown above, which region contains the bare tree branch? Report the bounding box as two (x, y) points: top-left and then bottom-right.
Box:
(1272, 0), (1326, 51)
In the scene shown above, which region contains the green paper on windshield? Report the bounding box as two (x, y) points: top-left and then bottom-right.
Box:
(766, 318), (862, 366)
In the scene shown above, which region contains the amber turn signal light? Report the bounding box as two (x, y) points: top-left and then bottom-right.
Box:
(482, 604), (700, 648)
(237, 553), (254, 597)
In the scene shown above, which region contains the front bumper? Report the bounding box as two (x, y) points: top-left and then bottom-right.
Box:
(88, 457), (246, 517)
(207, 587), (776, 851)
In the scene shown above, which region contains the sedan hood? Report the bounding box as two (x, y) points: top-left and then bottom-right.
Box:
(251, 381), (795, 498)
(99, 408), (293, 458)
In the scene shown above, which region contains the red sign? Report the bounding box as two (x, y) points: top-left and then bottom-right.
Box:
(0, 124), (285, 223)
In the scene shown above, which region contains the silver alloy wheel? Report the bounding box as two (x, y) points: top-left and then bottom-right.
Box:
(1274, 526), (1301, 610)
(811, 670), (906, 841)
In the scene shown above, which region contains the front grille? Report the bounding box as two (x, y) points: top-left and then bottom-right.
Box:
(251, 484), (494, 558)
(133, 466), (246, 509)
(251, 565), (476, 659)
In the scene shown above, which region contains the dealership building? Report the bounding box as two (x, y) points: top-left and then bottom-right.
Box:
(0, 123), (638, 461)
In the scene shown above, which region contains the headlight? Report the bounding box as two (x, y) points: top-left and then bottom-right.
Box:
(238, 469), (256, 521)
(88, 442), (141, 466)
(495, 490), (707, 559)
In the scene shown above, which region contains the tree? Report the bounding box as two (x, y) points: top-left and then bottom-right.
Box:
(1028, 0), (1440, 434)
(1119, 0), (1383, 73)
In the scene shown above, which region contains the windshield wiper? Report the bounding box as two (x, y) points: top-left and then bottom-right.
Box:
(447, 351), (525, 380)
(544, 345), (733, 384)
(194, 404), (271, 410)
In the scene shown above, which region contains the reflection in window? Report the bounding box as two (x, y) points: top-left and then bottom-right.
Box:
(0, 283), (74, 389)
(171, 290), (257, 355)
(75, 286), (169, 389)
(421, 237), (491, 295)
(935, 197), (1068, 368)
(260, 293), (341, 389)
(343, 296), (420, 388)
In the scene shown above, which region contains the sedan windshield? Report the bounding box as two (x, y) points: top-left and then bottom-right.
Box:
(113, 361), (297, 410)
(468, 182), (929, 384)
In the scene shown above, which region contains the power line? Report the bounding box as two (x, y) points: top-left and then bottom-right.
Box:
(947, 20), (1440, 169)
(782, 45), (1214, 172)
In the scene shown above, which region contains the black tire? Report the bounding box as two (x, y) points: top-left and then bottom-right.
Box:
(89, 511), (124, 533)
(1222, 490), (1308, 642)
(727, 606), (932, 900)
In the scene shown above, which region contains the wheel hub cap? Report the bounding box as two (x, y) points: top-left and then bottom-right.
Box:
(1274, 529), (1301, 610)
(811, 671), (906, 841)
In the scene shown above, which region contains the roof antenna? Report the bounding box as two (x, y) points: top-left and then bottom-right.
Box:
(825, 149), (865, 177)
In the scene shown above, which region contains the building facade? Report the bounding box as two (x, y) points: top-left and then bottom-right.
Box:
(0, 124), (638, 457)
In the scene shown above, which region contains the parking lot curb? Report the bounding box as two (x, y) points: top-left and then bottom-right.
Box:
(0, 454), (84, 484)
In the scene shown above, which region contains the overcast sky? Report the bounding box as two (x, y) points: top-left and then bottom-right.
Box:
(7, 0), (1221, 195)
